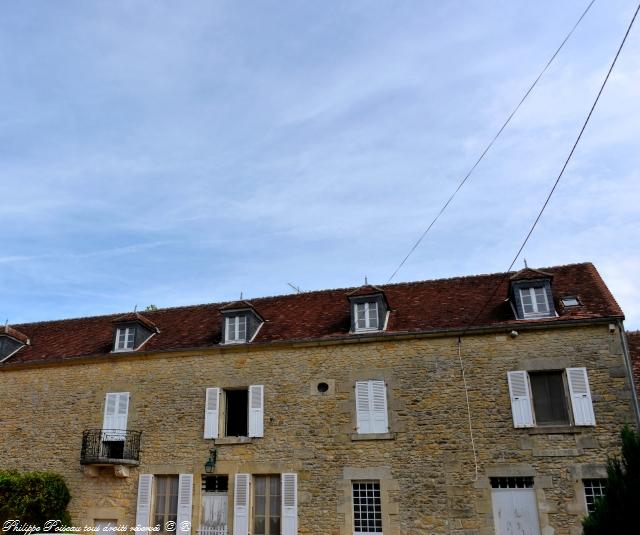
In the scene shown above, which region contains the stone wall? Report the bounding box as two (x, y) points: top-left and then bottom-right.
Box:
(0, 322), (635, 535)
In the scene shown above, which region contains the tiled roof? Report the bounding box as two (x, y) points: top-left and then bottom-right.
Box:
(627, 331), (640, 394)
(1, 262), (623, 366)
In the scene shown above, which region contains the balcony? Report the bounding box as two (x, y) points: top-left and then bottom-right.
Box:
(81, 429), (141, 477)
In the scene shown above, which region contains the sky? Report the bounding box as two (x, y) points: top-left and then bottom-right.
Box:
(0, 0), (639, 329)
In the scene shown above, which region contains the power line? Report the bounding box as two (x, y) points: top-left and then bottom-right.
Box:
(460, 0), (640, 337)
(387, 0), (597, 282)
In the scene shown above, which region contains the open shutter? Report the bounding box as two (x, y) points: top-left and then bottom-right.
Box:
(233, 474), (250, 535)
(177, 474), (193, 535)
(567, 367), (596, 426)
(204, 388), (220, 439)
(103, 392), (129, 440)
(282, 473), (298, 535)
(371, 380), (389, 433)
(135, 474), (153, 527)
(507, 371), (534, 428)
(248, 385), (264, 438)
(355, 381), (372, 433)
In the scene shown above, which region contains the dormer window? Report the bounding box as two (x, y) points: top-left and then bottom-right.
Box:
(561, 296), (580, 307)
(111, 313), (159, 352)
(355, 301), (379, 331)
(219, 301), (264, 345)
(347, 285), (389, 334)
(519, 286), (550, 318)
(509, 267), (556, 320)
(225, 315), (247, 343)
(115, 327), (136, 351)
(0, 326), (29, 363)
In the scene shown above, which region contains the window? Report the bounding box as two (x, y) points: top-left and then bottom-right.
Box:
(203, 385), (264, 439)
(254, 475), (281, 535)
(225, 315), (247, 343)
(0, 335), (25, 361)
(114, 327), (136, 351)
(226, 389), (249, 436)
(507, 368), (595, 428)
(561, 296), (580, 307)
(154, 476), (178, 532)
(200, 476), (228, 534)
(519, 287), (550, 317)
(355, 380), (389, 434)
(583, 479), (606, 513)
(355, 302), (379, 331)
(529, 372), (570, 426)
(352, 481), (382, 534)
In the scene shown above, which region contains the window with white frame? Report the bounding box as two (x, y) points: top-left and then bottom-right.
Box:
(225, 315), (247, 343)
(583, 479), (606, 514)
(153, 475), (178, 532)
(355, 380), (389, 434)
(114, 327), (136, 351)
(355, 302), (379, 331)
(203, 385), (264, 439)
(519, 286), (550, 317)
(352, 481), (382, 534)
(507, 368), (596, 428)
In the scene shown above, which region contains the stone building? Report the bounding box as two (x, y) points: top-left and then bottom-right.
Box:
(0, 262), (638, 535)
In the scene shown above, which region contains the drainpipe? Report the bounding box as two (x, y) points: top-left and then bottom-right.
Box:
(618, 319), (640, 429)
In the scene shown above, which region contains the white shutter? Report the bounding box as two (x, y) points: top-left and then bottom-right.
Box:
(248, 385), (264, 438)
(507, 371), (534, 428)
(135, 474), (153, 527)
(371, 380), (389, 433)
(567, 367), (596, 426)
(233, 473), (250, 535)
(281, 473), (298, 535)
(204, 388), (220, 439)
(355, 381), (372, 433)
(103, 392), (129, 440)
(177, 474), (193, 535)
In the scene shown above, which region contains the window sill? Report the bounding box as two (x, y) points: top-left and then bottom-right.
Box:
(350, 432), (396, 441)
(527, 425), (587, 435)
(214, 436), (254, 445)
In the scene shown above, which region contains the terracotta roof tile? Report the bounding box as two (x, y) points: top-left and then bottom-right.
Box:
(627, 330), (640, 395)
(1, 262), (623, 366)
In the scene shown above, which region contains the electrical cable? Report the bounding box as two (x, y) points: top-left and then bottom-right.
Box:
(387, 0), (597, 282)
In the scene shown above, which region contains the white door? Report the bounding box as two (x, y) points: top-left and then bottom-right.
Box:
(201, 493), (228, 535)
(491, 489), (541, 535)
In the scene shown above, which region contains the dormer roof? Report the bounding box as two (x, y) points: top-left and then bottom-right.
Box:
(112, 312), (160, 333)
(2, 325), (30, 345)
(219, 300), (264, 320)
(510, 267), (553, 281)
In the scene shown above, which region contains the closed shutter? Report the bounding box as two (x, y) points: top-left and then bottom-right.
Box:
(103, 392), (129, 440)
(233, 474), (250, 535)
(355, 381), (372, 433)
(135, 474), (153, 527)
(204, 388), (220, 439)
(248, 385), (264, 438)
(177, 474), (193, 535)
(281, 473), (298, 535)
(567, 367), (596, 426)
(507, 371), (534, 427)
(371, 380), (388, 433)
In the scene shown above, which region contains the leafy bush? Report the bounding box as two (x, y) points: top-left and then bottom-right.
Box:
(0, 470), (71, 529)
(583, 426), (640, 535)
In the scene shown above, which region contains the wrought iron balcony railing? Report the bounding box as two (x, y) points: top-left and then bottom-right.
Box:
(81, 429), (142, 465)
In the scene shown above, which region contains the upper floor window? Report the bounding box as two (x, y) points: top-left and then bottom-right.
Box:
(507, 367), (595, 428)
(203, 385), (264, 439)
(115, 327), (136, 351)
(355, 380), (389, 434)
(355, 302), (379, 331)
(519, 286), (550, 317)
(225, 315), (247, 343)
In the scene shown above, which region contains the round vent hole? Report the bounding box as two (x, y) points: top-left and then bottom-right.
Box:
(317, 382), (329, 393)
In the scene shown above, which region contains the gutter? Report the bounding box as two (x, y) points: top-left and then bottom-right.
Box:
(618, 319), (640, 429)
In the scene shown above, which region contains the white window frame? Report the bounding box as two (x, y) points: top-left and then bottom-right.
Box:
(114, 327), (136, 352)
(354, 302), (379, 332)
(583, 478), (606, 514)
(225, 315), (247, 344)
(519, 286), (550, 318)
(352, 480), (383, 535)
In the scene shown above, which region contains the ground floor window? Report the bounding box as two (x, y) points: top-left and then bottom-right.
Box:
(583, 478), (606, 514)
(352, 480), (382, 534)
(254, 474), (281, 535)
(154, 475), (178, 532)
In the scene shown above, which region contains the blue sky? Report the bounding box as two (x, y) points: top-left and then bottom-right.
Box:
(1, 1), (639, 329)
